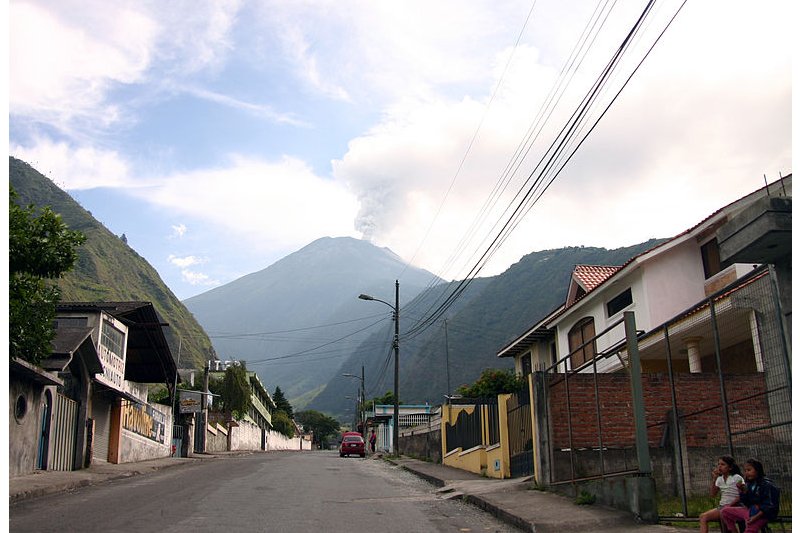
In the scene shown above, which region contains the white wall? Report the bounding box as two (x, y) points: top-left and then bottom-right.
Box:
(265, 429), (307, 451)
(230, 419), (262, 451)
(642, 242), (706, 326)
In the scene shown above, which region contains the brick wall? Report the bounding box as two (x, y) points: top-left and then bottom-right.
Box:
(548, 372), (770, 449)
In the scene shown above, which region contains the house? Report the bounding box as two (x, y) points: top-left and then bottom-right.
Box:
(10, 300), (177, 476)
(498, 175), (792, 376)
(493, 175), (791, 518)
(366, 403), (433, 453)
(205, 361), (277, 451)
(54, 302), (178, 465)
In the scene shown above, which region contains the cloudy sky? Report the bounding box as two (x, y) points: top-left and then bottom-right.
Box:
(9, 0), (792, 300)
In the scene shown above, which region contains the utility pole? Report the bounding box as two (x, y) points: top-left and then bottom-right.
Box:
(201, 360), (210, 453)
(393, 279), (400, 456)
(361, 365), (366, 438)
(357, 281), (401, 455)
(444, 319), (451, 397)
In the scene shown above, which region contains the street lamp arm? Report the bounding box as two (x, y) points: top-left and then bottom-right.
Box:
(358, 294), (394, 310)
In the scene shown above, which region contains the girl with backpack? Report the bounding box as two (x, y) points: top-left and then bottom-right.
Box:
(720, 458), (780, 533)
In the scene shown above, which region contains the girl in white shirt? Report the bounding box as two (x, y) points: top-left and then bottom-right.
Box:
(700, 456), (744, 533)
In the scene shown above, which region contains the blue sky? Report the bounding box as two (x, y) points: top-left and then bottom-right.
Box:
(8, 0), (793, 300)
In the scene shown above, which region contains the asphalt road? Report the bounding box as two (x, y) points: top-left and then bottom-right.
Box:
(9, 451), (522, 532)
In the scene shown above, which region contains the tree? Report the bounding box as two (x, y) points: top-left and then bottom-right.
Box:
(456, 369), (525, 399)
(272, 386), (294, 419)
(272, 410), (295, 438)
(220, 363), (251, 420)
(295, 410), (340, 448)
(9, 186), (86, 364)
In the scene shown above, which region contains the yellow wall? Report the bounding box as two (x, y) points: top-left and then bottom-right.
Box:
(444, 445), (486, 475)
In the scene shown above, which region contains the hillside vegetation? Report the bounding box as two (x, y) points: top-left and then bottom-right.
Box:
(9, 157), (216, 370)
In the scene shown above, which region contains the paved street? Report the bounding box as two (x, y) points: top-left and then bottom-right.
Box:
(9, 451), (521, 532)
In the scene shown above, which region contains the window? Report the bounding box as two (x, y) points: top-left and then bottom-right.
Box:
(521, 353), (532, 376)
(54, 316), (88, 328)
(606, 288), (633, 317)
(101, 319), (125, 358)
(568, 317), (596, 369)
(701, 239), (722, 279)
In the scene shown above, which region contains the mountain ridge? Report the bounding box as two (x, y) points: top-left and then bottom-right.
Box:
(9, 156), (216, 371)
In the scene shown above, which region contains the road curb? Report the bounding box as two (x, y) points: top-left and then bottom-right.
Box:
(464, 493), (534, 532)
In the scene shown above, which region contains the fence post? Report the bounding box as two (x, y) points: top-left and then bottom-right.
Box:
(624, 311), (658, 522)
(624, 311), (651, 474)
(531, 371), (550, 486)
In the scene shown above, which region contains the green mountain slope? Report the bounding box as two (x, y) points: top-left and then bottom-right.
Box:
(309, 240), (664, 419)
(9, 157), (215, 370)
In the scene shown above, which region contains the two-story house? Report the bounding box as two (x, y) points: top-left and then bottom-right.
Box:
(54, 302), (178, 465)
(498, 175), (791, 376)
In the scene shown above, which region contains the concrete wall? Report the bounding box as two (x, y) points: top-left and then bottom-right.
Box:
(400, 428), (441, 463)
(444, 445), (486, 475)
(206, 422), (228, 452)
(9, 380), (49, 477)
(118, 403), (173, 463)
(265, 429), (307, 451)
(230, 420), (263, 451)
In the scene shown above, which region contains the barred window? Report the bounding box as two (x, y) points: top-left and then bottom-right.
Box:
(101, 319), (125, 358)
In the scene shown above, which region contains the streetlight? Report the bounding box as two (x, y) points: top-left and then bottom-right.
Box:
(343, 367), (365, 437)
(358, 280), (400, 455)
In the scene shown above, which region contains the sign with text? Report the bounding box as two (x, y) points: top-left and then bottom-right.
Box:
(179, 391), (203, 414)
(121, 401), (167, 444)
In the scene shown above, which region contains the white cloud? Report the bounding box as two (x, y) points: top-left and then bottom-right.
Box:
(168, 254), (203, 268)
(9, 0), (243, 135)
(175, 84), (309, 126)
(10, 1), (156, 130)
(171, 224), (188, 239)
(131, 155), (360, 252)
(168, 255), (218, 287)
(9, 137), (133, 189)
(331, 0), (792, 280)
(180, 269), (220, 287)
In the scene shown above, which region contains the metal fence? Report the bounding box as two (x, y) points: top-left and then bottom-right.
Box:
(537, 265), (791, 521)
(639, 266), (792, 520)
(445, 398), (498, 453)
(541, 314), (640, 486)
(507, 388), (534, 477)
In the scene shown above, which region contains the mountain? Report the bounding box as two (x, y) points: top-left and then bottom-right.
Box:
(9, 157), (216, 371)
(308, 241), (665, 419)
(183, 236), (444, 406)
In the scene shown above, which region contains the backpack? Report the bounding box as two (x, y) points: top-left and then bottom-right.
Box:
(762, 478), (781, 520)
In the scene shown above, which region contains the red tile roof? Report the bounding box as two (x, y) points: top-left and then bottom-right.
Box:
(572, 265), (621, 291)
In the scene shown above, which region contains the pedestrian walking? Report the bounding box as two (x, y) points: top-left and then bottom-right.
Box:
(369, 429), (377, 453)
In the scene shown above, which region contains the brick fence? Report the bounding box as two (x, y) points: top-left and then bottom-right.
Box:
(548, 372), (770, 449)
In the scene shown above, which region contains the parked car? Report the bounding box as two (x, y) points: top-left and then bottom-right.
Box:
(339, 433), (365, 458)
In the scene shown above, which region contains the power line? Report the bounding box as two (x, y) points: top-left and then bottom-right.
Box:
(404, 0), (683, 339)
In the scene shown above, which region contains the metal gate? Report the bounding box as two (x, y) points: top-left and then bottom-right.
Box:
(507, 388), (533, 477)
(172, 425), (184, 457)
(194, 412), (205, 453)
(50, 393), (79, 471)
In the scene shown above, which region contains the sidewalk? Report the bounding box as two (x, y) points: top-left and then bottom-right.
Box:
(8, 451), (251, 504)
(387, 456), (688, 533)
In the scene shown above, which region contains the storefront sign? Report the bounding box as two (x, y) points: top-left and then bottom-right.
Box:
(121, 401), (167, 444)
(179, 391), (203, 413)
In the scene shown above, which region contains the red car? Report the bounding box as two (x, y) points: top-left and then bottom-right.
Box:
(339, 433), (365, 458)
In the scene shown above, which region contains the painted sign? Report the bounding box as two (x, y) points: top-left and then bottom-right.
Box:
(121, 401), (167, 444)
(179, 391), (203, 414)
